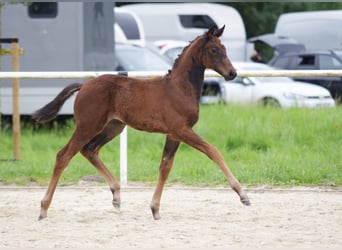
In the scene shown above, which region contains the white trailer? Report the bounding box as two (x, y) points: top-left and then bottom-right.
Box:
(123, 3), (253, 62)
(1, 2), (115, 116)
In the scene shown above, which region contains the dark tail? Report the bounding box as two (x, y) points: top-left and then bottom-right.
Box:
(31, 83), (82, 123)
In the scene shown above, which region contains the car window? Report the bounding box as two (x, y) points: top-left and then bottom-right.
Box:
(298, 55), (315, 65)
(115, 12), (141, 40)
(295, 55), (316, 69)
(179, 15), (218, 29)
(319, 55), (342, 69)
(28, 2), (58, 18)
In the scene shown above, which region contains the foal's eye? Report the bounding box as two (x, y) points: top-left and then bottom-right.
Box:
(209, 47), (218, 54)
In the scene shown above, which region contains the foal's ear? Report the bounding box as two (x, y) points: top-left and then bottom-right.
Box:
(207, 26), (216, 38)
(214, 25), (225, 38)
(206, 25), (225, 39)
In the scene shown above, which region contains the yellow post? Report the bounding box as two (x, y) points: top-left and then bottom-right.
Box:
(11, 39), (20, 160)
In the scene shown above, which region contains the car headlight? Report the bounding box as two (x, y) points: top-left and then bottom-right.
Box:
(283, 92), (306, 100)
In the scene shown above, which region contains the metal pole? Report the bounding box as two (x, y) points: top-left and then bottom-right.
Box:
(120, 127), (127, 185)
(11, 39), (20, 160)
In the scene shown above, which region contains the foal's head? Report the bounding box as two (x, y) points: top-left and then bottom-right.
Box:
(200, 26), (237, 81)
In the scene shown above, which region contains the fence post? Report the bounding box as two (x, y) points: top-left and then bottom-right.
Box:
(120, 126), (128, 185)
(11, 38), (20, 159)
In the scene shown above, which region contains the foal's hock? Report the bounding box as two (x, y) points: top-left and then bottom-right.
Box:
(32, 26), (250, 221)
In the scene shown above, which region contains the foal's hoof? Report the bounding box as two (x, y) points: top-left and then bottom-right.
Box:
(38, 210), (47, 221)
(38, 214), (47, 221)
(152, 212), (161, 220)
(151, 207), (161, 220)
(241, 198), (251, 206)
(112, 200), (120, 210)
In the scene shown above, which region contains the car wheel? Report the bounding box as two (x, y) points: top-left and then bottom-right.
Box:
(262, 97), (280, 107)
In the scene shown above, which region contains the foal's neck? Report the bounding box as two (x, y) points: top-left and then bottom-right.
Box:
(187, 63), (205, 100)
(170, 39), (205, 101)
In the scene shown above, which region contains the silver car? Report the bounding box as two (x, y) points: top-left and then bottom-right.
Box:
(220, 62), (335, 108)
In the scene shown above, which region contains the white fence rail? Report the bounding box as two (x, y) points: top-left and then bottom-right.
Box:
(1, 70), (342, 185)
(1, 69), (342, 79)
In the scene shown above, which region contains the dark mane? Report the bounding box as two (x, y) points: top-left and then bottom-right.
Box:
(167, 33), (206, 75)
(170, 41), (192, 72)
(167, 28), (215, 75)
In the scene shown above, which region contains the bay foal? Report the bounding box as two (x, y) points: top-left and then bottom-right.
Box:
(32, 26), (250, 220)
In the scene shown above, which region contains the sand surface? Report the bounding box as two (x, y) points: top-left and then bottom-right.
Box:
(0, 184), (341, 248)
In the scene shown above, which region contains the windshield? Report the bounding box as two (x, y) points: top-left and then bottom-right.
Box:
(116, 47), (171, 71)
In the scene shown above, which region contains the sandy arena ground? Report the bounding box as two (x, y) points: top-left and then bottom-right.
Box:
(0, 184), (341, 248)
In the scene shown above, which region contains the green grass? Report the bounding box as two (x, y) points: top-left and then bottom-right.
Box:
(1, 105), (341, 187)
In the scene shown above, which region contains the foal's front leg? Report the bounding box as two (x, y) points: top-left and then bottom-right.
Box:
(178, 128), (251, 206)
(151, 136), (180, 220)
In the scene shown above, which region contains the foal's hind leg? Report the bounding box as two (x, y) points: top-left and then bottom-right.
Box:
(177, 128), (250, 206)
(150, 136), (180, 220)
(80, 119), (125, 210)
(39, 132), (91, 220)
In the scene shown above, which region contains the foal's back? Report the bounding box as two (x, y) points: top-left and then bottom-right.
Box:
(74, 74), (191, 134)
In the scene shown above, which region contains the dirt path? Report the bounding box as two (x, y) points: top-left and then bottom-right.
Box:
(0, 185), (341, 248)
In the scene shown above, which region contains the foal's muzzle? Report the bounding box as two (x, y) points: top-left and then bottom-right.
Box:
(224, 69), (237, 81)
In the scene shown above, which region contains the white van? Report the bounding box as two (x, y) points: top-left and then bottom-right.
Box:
(122, 3), (252, 61)
(275, 10), (342, 50)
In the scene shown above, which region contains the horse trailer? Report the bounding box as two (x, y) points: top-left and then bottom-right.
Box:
(1, 2), (134, 117)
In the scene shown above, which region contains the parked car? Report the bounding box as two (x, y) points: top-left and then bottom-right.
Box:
(114, 43), (172, 71)
(269, 50), (342, 102)
(248, 34), (342, 102)
(201, 77), (225, 104)
(218, 62), (335, 108)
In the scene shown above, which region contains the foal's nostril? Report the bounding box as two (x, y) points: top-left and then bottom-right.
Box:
(223, 69), (237, 81)
(229, 70), (237, 79)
